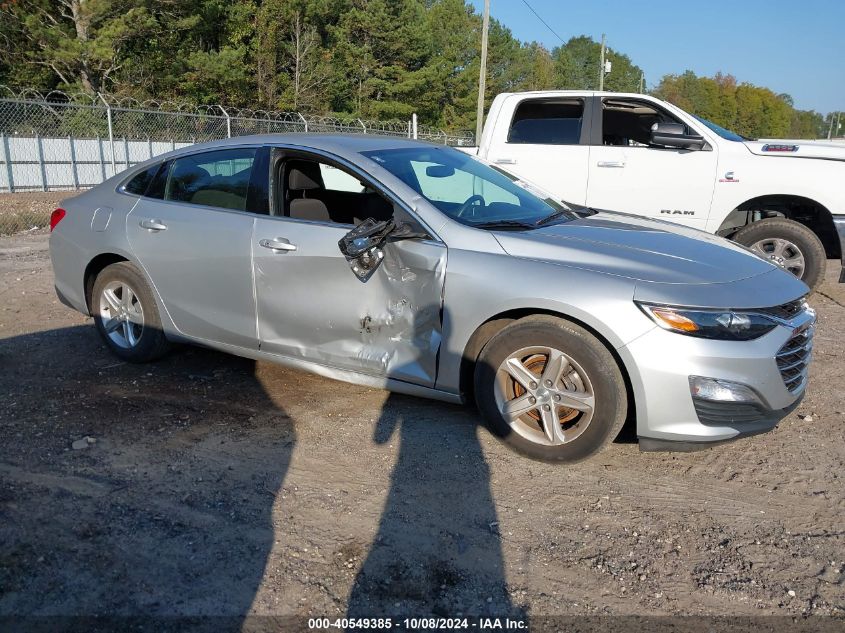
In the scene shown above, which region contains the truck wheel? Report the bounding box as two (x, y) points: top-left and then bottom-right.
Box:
(92, 261), (171, 362)
(733, 218), (826, 290)
(473, 315), (627, 463)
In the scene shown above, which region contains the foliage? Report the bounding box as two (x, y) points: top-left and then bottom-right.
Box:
(653, 70), (827, 139)
(0, 0), (835, 136)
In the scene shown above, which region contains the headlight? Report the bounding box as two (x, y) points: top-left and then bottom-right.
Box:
(637, 303), (778, 340)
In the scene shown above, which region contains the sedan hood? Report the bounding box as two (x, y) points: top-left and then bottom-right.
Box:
(493, 211), (777, 285)
(745, 139), (845, 162)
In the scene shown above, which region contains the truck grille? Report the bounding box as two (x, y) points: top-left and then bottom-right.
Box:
(776, 325), (813, 393)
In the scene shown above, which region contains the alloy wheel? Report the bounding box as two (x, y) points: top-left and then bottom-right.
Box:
(98, 280), (144, 349)
(493, 346), (595, 446)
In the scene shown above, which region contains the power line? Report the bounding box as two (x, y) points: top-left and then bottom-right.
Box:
(519, 0), (566, 45)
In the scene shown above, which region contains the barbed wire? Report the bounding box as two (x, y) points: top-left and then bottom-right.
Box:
(0, 85), (475, 234)
(0, 85), (475, 143)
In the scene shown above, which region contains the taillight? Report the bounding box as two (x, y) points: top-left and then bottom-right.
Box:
(50, 208), (66, 232)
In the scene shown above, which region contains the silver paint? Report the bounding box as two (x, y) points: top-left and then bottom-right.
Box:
(50, 134), (813, 447)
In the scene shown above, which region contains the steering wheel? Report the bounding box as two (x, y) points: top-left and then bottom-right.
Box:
(455, 194), (485, 218)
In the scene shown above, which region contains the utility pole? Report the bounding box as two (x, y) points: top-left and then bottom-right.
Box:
(639, 71), (645, 94)
(599, 33), (606, 91)
(476, 0), (490, 143)
(829, 112), (836, 140)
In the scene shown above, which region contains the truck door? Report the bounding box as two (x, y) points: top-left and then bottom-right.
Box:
(585, 97), (717, 230)
(480, 96), (592, 205)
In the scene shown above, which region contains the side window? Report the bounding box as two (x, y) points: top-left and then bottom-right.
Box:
(164, 148), (257, 211)
(123, 163), (161, 196)
(319, 163), (365, 193)
(280, 156), (393, 225)
(508, 99), (584, 145)
(602, 99), (683, 147)
(410, 160), (519, 207)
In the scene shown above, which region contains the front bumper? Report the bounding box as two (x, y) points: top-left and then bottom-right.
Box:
(618, 309), (814, 447)
(834, 214), (845, 283)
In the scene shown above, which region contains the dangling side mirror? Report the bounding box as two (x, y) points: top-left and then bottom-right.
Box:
(338, 218), (395, 281)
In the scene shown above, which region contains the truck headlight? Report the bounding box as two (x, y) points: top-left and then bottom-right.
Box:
(636, 303), (778, 341)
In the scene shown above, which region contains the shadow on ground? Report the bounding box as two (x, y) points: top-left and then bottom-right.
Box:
(0, 324), (526, 624)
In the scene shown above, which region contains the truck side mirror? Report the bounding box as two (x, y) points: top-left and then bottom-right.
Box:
(650, 122), (707, 150)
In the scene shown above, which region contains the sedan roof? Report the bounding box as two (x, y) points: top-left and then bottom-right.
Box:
(170, 133), (449, 158)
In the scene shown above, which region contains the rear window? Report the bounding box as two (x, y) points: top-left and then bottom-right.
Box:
(123, 164), (160, 196)
(164, 148), (257, 211)
(508, 99), (584, 145)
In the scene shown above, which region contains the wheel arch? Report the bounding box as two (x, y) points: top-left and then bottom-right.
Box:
(717, 194), (841, 259)
(459, 308), (636, 433)
(84, 253), (129, 314)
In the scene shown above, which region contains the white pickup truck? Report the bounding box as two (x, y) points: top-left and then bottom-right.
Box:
(467, 91), (845, 289)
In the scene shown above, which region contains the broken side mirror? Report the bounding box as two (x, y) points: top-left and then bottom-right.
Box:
(338, 218), (395, 281)
(389, 221), (429, 240)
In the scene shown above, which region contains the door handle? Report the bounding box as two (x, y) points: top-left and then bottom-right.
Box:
(259, 238), (297, 252)
(493, 158), (517, 165)
(596, 161), (626, 168)
(139, 218), (167, 231)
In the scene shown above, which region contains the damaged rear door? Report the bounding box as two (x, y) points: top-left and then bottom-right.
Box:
(252, 151), (447, 387)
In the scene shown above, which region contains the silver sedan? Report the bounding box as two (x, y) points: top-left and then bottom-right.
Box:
(49, 135), (814, 462)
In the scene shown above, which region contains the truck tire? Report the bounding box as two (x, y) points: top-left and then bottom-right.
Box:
(474, 315), (627, 463)
(733, 218), (826, 290)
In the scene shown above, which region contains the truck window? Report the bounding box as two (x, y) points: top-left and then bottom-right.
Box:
(602, 99), (685, 147)
(508, 99), (584, 145)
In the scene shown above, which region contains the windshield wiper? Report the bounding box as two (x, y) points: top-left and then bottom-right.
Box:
(534, 209), (570, 226)
(471, 220), (536, 231)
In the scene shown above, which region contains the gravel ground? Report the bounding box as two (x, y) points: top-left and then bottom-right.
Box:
(0, 204), (843, 628)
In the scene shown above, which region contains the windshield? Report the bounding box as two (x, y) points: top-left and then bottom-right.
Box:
(692, 115), (746, 142)
(361, 146), (575, 228)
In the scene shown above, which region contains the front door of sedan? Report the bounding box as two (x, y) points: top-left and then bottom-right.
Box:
(126, 147), (265, 349)
(252, 152), (446, 387)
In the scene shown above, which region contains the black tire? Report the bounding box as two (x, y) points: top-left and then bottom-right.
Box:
(473, 315), (627, 463)
(732, 218), (826, 290)
(91, 261), (170, 363)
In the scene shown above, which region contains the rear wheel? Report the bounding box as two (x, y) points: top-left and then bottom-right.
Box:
(92, 261), (170, 362)
(732, 218), (826, 290)
(473, 315), (627, 463)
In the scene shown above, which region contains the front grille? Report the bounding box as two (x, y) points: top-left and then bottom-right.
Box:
(777, 325), (814, 393)
(757, 298), (806, 321)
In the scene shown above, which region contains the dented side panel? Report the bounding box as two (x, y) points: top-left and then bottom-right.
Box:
(252, 218), (446, 387)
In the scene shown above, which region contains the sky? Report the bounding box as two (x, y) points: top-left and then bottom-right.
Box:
(469, 0), (844, 114)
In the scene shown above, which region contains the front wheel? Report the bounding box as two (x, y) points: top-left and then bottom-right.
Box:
(473, 315), (627, 463)
(732, 218), (826, 290)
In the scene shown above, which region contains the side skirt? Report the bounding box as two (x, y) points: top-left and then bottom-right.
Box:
(166, 333), (465, 405)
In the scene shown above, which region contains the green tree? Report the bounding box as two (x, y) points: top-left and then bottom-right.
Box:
(328, 0), (433, 119)
(4, 0), (160, 93)
(520, 42), (555, 91)
(552, 35), (642, 92)
(0, 0), (834, 138)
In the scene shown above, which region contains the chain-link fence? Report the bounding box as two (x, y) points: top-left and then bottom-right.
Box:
(0, 86), (475, 235)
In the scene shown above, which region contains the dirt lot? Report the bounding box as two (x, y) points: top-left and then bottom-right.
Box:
(0, 192), (67, 236)
(1, 195), (844, 627)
